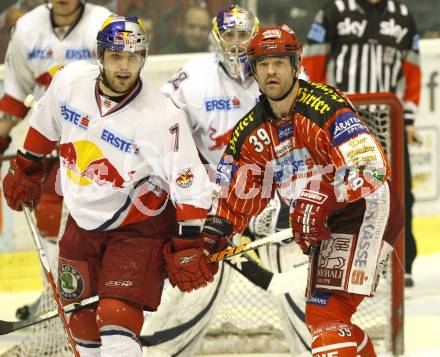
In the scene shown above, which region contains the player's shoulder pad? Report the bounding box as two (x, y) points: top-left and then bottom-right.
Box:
(83, 2), (112, 22)
(224, 101), (265, 160)
(168, 53), (217, 90)
(50, 61), (98, 91)
(139, 81), (183, 122)
(13, 4), (48, 36)
(295, 80), (352, 128)
(163, 53), (217, 108)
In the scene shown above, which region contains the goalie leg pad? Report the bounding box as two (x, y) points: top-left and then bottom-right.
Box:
(97, 297), (144, 336)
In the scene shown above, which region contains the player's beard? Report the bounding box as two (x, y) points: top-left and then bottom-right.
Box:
(262, 75), (296, 102)
(102, 69), (140, 95)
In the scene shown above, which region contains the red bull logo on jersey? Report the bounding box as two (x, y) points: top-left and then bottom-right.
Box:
(208, 127), (234, 151)
(60, 105), (90, 130)
(59, 141), (135, 189)
(176, 168), (194, 188)
(36, 65), (64, 89)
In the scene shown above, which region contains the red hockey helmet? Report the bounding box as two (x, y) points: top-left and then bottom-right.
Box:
(247, 24), (303, 70)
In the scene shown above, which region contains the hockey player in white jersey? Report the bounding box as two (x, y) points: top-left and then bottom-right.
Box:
(141, 5), (311, 356)
(2, 15), (215, 357)
(0, 0), (111, 150)
(0, 1), (111, 334)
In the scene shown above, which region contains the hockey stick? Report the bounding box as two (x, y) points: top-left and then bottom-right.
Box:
(209, 228), (293, 263)
(0, 295), (99, 335)
(1, 229), (295, 334)
(0, 154), (16, 162)
(22, 206), (80, 357)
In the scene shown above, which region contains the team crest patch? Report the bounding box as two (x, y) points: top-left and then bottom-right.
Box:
(59, 264), (84, 301)
(176, 168), (194, 188)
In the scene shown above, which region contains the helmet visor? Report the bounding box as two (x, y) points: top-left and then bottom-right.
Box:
(220, 29), (253, 58)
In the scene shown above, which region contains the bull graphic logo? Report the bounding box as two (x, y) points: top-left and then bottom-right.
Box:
(208, 126), (233, 151)
(36, 64), (63, 89)
(176, 168), (194, 188)
(59, 141), (135, 189)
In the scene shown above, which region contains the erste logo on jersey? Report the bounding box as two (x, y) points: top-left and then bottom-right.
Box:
(28, 48), (93, 60)
(61, 104), (90, 130)
(101, 128), (140, 155)
(331, 111), (368, 146)
(205, 96), (241, 112)
(65, 48), (94, 60)
(273, 148), (311, 184)
(337, 18), (367, 37)
(379, 19), (408, 43)
(28, 48), (54, 60)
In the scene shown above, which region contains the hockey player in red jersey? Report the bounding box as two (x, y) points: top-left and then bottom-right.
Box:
(142, 6), (311, 356)
(2, 15), (214, 357)
(206, 25), (404, 356)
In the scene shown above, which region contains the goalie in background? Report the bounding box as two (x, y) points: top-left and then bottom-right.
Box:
(209, 25), (404, 356)
(141, 5), (311, 356)
(2, 15), (215, 357)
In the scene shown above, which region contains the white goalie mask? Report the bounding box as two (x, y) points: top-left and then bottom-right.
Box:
(210, 5), (259, 82)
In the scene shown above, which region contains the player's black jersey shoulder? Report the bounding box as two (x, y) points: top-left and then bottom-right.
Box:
(294, 80), (353, 128)
(224, 101), (266, 160)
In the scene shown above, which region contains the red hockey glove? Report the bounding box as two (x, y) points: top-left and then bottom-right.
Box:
(2, 150), (45, 211)
(291, 181), (346, 253)
(0, 136), (11, 155)
(163, 237), (216, 292)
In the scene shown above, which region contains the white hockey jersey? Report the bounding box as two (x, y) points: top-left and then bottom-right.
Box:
(161, 54), (260, 170)
(29, 62), (212, 231)
(0, 3), (110, 118)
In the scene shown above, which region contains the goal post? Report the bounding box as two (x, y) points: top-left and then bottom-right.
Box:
(348, 92), (405, 356)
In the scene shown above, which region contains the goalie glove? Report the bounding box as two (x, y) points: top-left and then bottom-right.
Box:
(291, 181), (346, 253)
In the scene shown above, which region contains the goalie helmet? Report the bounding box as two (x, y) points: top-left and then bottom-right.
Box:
(211, 5), (259, 82)
(247, 24), (303, 72)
